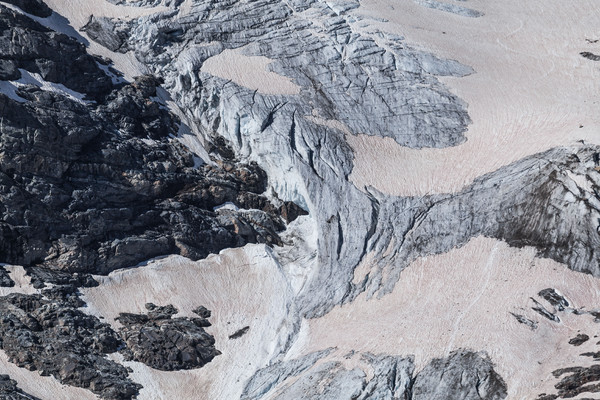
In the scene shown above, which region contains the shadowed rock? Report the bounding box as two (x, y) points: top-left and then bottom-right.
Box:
(0, 374), (41, 400)
(0, 266), (14, 288)
(0, 292), (140, 399)
(117, 303), (220, 371)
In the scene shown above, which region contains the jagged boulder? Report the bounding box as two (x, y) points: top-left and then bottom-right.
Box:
(117, 303), (220, 370)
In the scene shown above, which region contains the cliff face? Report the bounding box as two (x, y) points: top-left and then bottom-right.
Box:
(0, 0), (599, 399)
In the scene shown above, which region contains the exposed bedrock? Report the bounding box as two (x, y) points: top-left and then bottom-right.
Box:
(1, 0), (52, 18)
(0, 5), (111, 95)
(243, 349), (505, 400)
(0, 3), (302, 275)
(0, 266), (14, 288)
(412, 350), (507, 400)
(0, 374), (40, 400)
(116, 303), (220, 371)
(102, 0), (600, 318)
(0, 291), (141, 399)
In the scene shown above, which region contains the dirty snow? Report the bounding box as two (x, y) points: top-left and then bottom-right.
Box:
(201, 48), (301, 96)
(348, 0), (600, 196)
(81, 245), (297, 400)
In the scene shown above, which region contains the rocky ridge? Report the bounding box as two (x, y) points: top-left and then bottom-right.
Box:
(243, 349), (506, 400)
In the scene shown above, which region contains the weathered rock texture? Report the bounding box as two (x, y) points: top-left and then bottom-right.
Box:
(412, 351), (507, 400)
(0, 3), (302, 398)
(0, 5), (110, 92)
(1, 0), (52, 18)
(0, 291), (140, 399)
(243, 349), (505, 400)
(0, 4), (295, 275)
(117, 303), (220, 370)
(0, 267), (14, 288)
(0, 374), (40, 400)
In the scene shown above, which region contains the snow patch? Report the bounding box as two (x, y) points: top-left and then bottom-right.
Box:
(0, 81), (26, 103)
(213, 202), (239, 212)
(0, 265), (38, 296)
(201, 48), (301, 96)
(349, 0), (600, 196)
(307, 236), (600, 399)
(96, 62), (126, 84)
(81, 245), (297, 400)
(14, 69), (92, 103)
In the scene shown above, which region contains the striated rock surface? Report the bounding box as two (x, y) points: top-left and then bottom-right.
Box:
(412, 351), (507, 400)
(243, 349), (504, 400)
(117, 303), (219, 371)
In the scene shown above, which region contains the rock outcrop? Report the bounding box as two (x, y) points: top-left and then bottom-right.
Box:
(0, 3), (297, 275)
(412, 351), (507, 400)
(243, 349), (505, 400)
(0, 374), (40, 400)
(0, 292), (140, 399)
(117, 303), (220, 371)
(0, 266), (14, 288)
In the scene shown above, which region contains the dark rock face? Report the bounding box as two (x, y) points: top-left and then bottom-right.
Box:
(81, 16), (130, 52)
(569, 334), (590, 346)
(0, 266), (14, 287)
(229, 326), (249, 339)
(551, 366), (600, 398)
(24, 267), (98, 289)
(0, 5), (112, 96)
(412, 350), (508, 400)
(117, 303), (219, 371)
(539, 288), (570, 312)
(0, 292), (140, 399)
(0, 374), (40, 400)
(2, 0), (52, 18)
(0, 72), (286, 274)
(244, 349), (506, 400)
(580, 51), (600, 61)
(0, 4), (290, 275)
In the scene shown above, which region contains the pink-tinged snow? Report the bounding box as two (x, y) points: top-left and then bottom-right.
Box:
(348, 0), (600, 196)
(81, 245), (296, 400)
(301, 237), (600, 400)
(201, 47), (301, 96)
